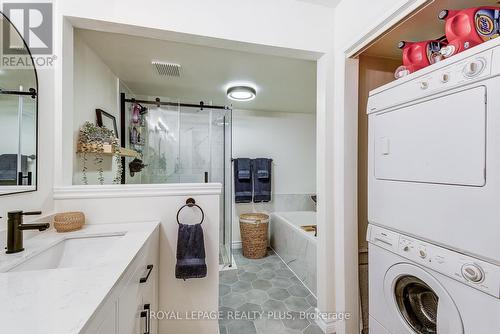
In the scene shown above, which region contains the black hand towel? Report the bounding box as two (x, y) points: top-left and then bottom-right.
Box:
(175, 223), (207, 280)
(234, 158), (253, 203)
(252, 158), (272, 202)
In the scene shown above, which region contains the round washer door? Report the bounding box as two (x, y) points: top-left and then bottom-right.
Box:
(384, 263), (464, 334)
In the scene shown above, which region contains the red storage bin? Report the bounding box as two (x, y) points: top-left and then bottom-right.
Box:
(439, 7), (500, 58)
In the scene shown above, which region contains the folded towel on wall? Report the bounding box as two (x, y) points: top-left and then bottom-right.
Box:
(234, 158), (253, 203)
(175, 223), (207, 280)
(252, 158), (272, 203)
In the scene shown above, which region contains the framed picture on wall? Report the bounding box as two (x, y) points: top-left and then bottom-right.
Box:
(96, 109), (118, 138)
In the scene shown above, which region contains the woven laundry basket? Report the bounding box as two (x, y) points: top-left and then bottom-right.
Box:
(53, 212), (85, 232)
(239, 213), (269, 259)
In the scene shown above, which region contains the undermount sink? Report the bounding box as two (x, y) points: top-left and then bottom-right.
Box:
(8, 233), (125, 272)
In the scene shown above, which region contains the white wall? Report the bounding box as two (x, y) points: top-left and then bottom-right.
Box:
(73, 30), (121, 185)
(231, 109), (317, 244)
(58, 0), (332, 56)
(233, 109), (316, 195)
(328, 1), (429, 333)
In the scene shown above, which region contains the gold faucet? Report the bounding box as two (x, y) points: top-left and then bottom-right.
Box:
(6, 211), (49, 254)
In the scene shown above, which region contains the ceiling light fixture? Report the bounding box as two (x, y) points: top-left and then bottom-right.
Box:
(227, 86), (256, 101)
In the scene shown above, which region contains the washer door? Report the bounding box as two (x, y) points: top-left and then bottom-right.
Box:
(384, 263), (464, 334)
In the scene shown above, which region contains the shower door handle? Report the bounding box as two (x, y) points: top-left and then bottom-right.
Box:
(204, 172), (209, 183)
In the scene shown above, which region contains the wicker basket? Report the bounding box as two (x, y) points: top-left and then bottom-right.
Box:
(53, 212), (85, 232)
(239, 213), (269, 259)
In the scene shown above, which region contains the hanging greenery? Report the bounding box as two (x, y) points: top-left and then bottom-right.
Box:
(77, 121), (122, 185)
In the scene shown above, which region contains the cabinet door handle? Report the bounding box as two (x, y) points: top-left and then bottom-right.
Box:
(142, 304), (151, 334)
(140, 309), (148, 334)
(139, 264), (154, 283)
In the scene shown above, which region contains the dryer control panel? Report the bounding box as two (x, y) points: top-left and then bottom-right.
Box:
(367, 43), (496, 114)
(368, 224), (500, 298)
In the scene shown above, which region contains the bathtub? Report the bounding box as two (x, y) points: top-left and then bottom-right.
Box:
(270, 211), (317, 296)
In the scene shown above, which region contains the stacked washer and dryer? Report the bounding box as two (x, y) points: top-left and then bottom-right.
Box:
(366, 37), (500, 333)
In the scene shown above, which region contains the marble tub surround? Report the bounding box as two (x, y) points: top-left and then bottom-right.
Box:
(270, 212), (317, 295)
(219, 249), (321, 334)
(0, 221), (159, 334)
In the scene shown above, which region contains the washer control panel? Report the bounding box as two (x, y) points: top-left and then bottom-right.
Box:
(368, 225), (500, 298)
(397, 234), (499, 298)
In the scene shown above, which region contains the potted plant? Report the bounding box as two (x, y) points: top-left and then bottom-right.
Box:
(77, 121), (123, 185)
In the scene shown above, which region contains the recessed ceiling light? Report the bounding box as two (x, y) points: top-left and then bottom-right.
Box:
(227, 86), (256, 101)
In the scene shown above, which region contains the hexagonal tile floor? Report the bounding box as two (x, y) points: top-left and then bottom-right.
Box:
(219, 249), (321, 334)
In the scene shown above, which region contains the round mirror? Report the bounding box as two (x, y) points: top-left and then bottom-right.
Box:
(0, 11), (38, 195)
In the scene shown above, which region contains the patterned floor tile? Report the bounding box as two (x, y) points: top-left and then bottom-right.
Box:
(303, 324), (324, 334)
(220, 249), (322, 334)
(221, 293), (246, 309)
(219, 306), (236, 326)
(254, 318), (285, 333)
(257, 270), (276, 280)
(275, 268), (294, 278)
(221, 271), (239, 284)
(282, 312), (310, 331)
(243, 264), (263, 273)
(244, 289), (269, 305)
(306, 294), (317, 307)
(283, 296), (310, 312)
(271, 277), (294, 289)
(267, 287), (291, 301)
(239, 271), (258, 282)
(252, 279), (272, 290)
(237, 302), (263, 314)
(288, 284), (310, 297)
(220, 284), (232, 296)
(226, 320), (257, 334)
(232, 280), (252, 293)
(262, 299), (289, 313)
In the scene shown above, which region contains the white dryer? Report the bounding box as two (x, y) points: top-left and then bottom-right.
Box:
(367, 224), (500, 334)
(367, 38), (500, 264)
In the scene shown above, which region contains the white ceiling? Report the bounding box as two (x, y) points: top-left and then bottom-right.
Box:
(76, 29), (317, 113)
(363, 0), (500, 59)
(295, 0), (341, 7)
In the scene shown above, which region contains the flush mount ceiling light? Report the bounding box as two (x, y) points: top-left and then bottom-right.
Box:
(227, 86), (256, 101)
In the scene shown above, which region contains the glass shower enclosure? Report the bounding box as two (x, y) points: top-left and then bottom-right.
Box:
(122, 95), (233, 267)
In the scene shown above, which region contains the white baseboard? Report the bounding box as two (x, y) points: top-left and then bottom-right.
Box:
(316, 318), (337, 334)
(316, 314), (338, 334)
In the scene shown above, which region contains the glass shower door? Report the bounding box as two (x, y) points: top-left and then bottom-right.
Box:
(123, 96), (233, 267)
(222, 111), (232, 267)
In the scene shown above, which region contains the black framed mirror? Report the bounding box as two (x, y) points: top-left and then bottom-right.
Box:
(0, 11), (39, 196)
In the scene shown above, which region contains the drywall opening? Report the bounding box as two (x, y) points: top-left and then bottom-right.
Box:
(355, 1), (499, 332)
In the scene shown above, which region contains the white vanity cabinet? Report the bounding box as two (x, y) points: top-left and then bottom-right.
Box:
(81, 227), (159, 334)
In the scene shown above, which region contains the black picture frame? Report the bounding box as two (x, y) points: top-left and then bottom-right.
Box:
(96, 108), (119, 138)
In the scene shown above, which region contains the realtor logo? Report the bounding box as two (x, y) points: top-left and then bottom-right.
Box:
(2, 2), (53, 55)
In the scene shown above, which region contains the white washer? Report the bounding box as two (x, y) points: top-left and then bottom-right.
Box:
(367, 224), (500, 334)
(367, 38), (500, 264)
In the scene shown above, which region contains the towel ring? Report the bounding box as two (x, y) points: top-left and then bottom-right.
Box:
(176, 198), (204, 225)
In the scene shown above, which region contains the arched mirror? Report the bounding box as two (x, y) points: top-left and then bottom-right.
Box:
(0, 11), (38, 195)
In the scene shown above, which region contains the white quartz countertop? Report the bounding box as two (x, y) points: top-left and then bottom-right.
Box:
(0, 221), (160, 334)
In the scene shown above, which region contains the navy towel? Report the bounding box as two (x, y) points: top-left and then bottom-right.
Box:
(252, 158), (272, 202)
(175, 223), (207, 280)
(234, 158), (253, 203)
